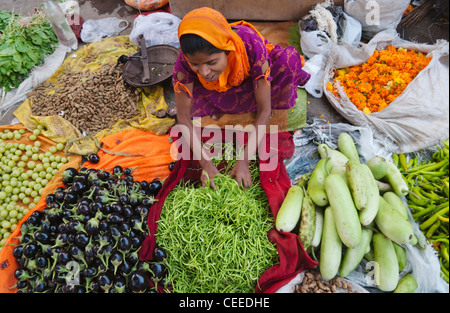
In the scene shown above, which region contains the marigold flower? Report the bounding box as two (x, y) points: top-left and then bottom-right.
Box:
(329, 45), (431, 114)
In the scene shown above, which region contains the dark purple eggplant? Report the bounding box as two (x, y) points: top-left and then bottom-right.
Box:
(23, 242), (39, 259)
(123, 167), (133, 176)
(150, 263), (166, 280)
(97, 273), (113, 292)
(46, 193), (56, 206)
(117, 235), (131, 254)
(36, 256), (48, 269)
(152, 247), (167, 262)
(112, 276), (127, 293)
(110, 251), (123, 274)
(112, 165), (123, 177)
(128, 270), (149, 293)
(74, 233), (90, 248)
(14, 268), (34, 281)
(88, 153), (100, 164)
(148, 178), (162, 196)
(110, 203), (123, 215)
(54, 190), (65, 202)
(121, 205), (134, 218)
(117, 259), (132, 276)
(57, 250), (70, 265)
(72, 177), (88, 194)
(77, 203), (90, 216)
(107, 213), (124, 224)
(11, 166), (167, 294)
(119, 193), (130, 205)
(63, 192), (78, 205)
(12, 245), (23, 259)
(61, 167), (78, 185)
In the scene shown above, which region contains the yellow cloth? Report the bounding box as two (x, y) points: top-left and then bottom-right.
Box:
(14, 36), (175, 156)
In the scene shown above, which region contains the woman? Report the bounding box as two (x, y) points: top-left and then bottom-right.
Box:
(173, 7), (310, 189)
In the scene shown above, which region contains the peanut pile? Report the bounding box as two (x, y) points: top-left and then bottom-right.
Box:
(29, 63), (141, 136)
(294, 271), (358, 293)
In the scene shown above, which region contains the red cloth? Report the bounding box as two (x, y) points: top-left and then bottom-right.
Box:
(67, 14), (84, 40)
(138, 129), (318, 293)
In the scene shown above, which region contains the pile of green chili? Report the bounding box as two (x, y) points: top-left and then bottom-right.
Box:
(157, 157), (279, 293)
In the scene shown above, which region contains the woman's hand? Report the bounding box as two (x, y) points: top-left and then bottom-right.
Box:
(200, 162), (220, 190)
(230, 160), (252, 189)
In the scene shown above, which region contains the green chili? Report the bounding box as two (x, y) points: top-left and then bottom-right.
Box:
(420, 206), (449, 230)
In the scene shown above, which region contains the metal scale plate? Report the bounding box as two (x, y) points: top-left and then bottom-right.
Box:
(122, 35), (179, 87)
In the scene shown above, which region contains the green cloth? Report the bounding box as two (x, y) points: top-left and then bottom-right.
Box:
(287, 88), (307, 131)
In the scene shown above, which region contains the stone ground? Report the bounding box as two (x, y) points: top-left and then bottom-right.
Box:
(1, 0), (448, 125)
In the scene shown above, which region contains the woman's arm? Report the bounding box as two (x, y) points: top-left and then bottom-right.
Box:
(230, 61), (271, 188)
(175, 72), (220, 189)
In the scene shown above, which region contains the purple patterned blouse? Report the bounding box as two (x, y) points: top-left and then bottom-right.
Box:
(173, 24), (311, 119)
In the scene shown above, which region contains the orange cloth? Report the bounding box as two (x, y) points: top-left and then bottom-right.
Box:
(83, 129), (173, 183)
(0, 127), (173, 292)
(178, 7), (273, 93)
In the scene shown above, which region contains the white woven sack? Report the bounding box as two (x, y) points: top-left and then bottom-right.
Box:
(323, 29), (449, 153)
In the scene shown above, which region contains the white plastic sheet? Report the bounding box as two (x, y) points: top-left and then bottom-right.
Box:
(129, 13), (181, 48)
(80, 17), (129, 43)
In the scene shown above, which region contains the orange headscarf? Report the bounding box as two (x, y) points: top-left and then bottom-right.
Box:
(178, 7), (273, 93)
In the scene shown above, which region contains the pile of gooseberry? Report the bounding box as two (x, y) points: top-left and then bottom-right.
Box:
(0, 127), (68, 250)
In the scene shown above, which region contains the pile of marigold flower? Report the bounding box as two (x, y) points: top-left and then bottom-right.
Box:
(327, 45), (431, 114)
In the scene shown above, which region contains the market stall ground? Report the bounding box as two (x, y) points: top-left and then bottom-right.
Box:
(0, 0), (449, 126)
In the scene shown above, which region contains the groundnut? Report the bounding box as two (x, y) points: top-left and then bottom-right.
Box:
(29, 63), (141, 136)
(294, 270), (358, 293)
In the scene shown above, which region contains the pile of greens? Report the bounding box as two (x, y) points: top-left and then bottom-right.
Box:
(0, 10), (58, 92)
(157, 154), (279, 293)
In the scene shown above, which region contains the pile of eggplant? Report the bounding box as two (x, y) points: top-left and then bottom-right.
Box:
(12, 165), (167, 293)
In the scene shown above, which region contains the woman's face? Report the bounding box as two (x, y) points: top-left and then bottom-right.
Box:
(185, 51), (228, 82)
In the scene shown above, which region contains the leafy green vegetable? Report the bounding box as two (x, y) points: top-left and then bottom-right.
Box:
(0, 10), (58, 92)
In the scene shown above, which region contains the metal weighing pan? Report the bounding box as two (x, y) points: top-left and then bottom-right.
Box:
(121, 35), (179, 87)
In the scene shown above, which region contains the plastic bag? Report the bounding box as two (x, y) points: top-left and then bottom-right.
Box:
(323, 29), (449, 153)
(299, 12), (361, 98)
(129, 13), (181, 48)
(80, 17), (129, 43)
(344, 0), (410, 40)
(284, 118), (388, 184)
(300, 12), (362, 58)
(125, 0), (168, 11)
(301, 54), (328, 98)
